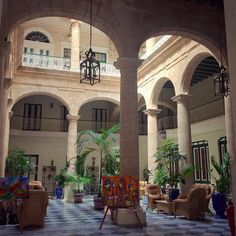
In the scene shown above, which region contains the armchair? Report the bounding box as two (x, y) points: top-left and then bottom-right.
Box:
(145, 184), (167, 210)
(173, 187), (206, 220)
(177, 184), (213, 214)
(17, 190), (48, 230)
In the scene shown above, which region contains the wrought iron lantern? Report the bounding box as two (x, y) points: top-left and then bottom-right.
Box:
(159, 91), (167, 139)
(214, 2), (230, 97)
(214, 65), (230, 97)
(80, 0), (100, 86)
(159, 126), (167, 140)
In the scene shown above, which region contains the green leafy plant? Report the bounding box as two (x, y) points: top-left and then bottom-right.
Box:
(55, 161), (91, 193)
(154, 165), (168, 187)
(5, 147), (34, 177)
(211, 152), (231, 194)
(154, 139), (193, 187)
(77, 124), (120, 195)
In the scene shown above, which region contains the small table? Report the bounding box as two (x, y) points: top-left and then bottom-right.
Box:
(155, 200), (173, 215)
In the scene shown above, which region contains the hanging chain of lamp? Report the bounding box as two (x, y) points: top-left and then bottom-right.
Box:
(214, 1), (230, 97)
(80, 0), (100, 86)
(159, 90), (167, 139)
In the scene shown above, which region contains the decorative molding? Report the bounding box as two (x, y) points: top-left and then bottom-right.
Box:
(172, 94), (189, 103)
(66, 114), (80, 121)
(7, 98), (13, 106)
(143, 108), (161, 116)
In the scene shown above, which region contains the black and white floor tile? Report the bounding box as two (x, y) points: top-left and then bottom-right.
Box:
(0, 195), (231, 236)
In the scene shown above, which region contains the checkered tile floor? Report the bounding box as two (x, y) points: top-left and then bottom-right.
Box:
(0, 195), (231, 236)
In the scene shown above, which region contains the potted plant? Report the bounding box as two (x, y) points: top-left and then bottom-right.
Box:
(211, 152), (231, 219)
(154, 139), (193, 200)
(73, 176), (92, 203)
(154, 165), (168, 194)
(77, 124), (120, 210)
(5, 147), (34, 177)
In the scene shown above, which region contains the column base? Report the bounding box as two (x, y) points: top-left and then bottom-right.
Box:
(63, 185), (74, 203)
(116, 207), (147, 227)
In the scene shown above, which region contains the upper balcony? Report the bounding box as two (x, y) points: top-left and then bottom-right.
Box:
(21, 53), (120, 78)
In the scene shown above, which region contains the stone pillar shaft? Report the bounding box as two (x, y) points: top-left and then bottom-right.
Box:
(224, 1), (236, 231)
(144, 108), (161, 175)
(70, 20), (80, 70)
(114, 57), (142, 177)
(172, 94), (193, 192)
(0, 41), (11, 176)
(66, 115), (79, 171)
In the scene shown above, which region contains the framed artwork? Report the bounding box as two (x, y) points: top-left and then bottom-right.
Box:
(102, 176), (139, 207)
(0, 177), (29, 200)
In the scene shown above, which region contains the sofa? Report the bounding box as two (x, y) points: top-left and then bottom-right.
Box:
(16, 189), (48, 230)
(145, 184), (167, 210)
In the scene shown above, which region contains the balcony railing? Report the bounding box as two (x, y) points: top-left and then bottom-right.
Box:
(10, 115), (148, 135)
(21, 53), (120, 77)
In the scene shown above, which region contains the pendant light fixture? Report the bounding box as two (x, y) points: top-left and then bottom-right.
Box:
(214, 1), (230, 97)
(80, 0), (100, 86)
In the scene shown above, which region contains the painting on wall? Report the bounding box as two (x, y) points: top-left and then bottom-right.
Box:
(102, 176), (139, 207)
(0, 177), (29, 200)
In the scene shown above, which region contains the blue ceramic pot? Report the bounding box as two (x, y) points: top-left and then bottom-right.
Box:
(55, 187), (63, 199)
(212, 192), (227, 219)
(169, 188), (180, 200)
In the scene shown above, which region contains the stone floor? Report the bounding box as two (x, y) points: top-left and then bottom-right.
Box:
(0, 195), (231, 236)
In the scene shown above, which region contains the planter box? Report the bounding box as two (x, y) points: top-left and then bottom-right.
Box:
(74, 193), (84, 203)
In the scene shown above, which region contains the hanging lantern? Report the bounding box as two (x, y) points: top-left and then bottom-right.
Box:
(214, 65), (230, 97)
(80, 48), (100, 85)
(80, 0), (100, 86)
(159, 127), (167, 139)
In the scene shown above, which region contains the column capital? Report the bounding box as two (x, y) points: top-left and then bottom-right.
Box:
(66, 114), (80, 121)
(144, 108), (161, 116)
(172, 94), (189, 103)
(114, 57), (143, 70)
(4, 78), (13, 89)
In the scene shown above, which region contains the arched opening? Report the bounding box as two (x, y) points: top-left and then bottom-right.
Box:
(78, 100), (120, 133)
(9, 94), (69, 193)
(158, 81), (177, 137)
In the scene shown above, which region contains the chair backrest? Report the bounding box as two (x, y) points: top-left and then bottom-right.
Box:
(189, 184), (212, 199)
(17, 190), (48, 229)
(187, 187), (206, 209)
(29, 181), (45, 190)
(145, 184), (161, 195)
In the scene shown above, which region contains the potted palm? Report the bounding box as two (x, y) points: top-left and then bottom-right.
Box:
(154, 139), (193, 200)
(77, 124), (120, 210)
(211, 152), (231, 219)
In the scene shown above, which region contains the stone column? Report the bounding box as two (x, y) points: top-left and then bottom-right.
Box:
(0, 41), (11, 176)
(172, 94), (193, 192)
(64, 114), (79, 203)
(66, 114), (80, 170)
(224, 1), (236, 231)
(114, 57), (142, 177)
(70, 20), (80, 70)
(144, 108), (161, 176)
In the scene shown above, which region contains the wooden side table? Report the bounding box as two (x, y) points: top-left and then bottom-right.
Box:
(155, 200), (174, 215)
